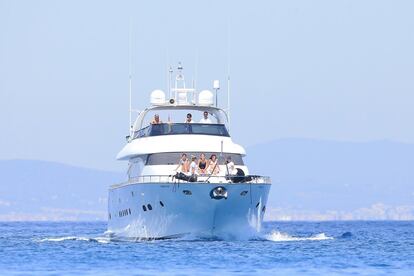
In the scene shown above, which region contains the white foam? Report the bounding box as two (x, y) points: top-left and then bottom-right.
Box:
(36, 231), (332, 244)
(37, 236), (110, 244)
(265, 231), (333, 242)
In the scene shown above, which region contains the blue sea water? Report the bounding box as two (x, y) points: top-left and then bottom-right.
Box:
(0, 221), (413, 275)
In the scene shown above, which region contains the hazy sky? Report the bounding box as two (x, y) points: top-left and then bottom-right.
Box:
(1, 0), (413, 171)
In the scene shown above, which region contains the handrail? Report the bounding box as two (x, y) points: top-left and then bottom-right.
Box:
(111, 174), (271, 189)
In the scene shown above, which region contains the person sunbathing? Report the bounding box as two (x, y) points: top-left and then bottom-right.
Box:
(174, 153), (189, 173)
(198, 153), (208, 174)
(207, 154), (220, 175)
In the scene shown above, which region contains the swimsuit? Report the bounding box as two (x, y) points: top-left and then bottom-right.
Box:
(199, 160), (207, 170)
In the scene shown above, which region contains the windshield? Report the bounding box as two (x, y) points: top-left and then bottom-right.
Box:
(133, 123), (230, 139)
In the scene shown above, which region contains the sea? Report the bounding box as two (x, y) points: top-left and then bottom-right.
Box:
(0, 221), (413, 275)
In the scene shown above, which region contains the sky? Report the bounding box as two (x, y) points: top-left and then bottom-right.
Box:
(1, 0), (414, 171)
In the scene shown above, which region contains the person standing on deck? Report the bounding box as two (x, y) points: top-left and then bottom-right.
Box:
(199, 111), (212, 124)
(151, 114), (162, 124)
(185, 113), (194, 123)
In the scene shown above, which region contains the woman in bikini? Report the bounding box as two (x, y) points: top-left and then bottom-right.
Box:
(207, 154), (220, 175)
(198, 153), (208, 174)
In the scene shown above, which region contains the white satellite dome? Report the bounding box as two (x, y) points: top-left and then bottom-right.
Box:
(198, 90), (214, 106)
(150, 89), (166, 105)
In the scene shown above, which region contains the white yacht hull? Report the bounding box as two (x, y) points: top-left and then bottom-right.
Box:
(107, 182), (271, 239)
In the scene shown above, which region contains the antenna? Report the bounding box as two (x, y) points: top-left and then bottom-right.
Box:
(192, 79), (196, 104)
(129, 74), (132, 134)
(166, 46), (172, 99)
(213, 80), (220, 107)
(194, 49), (198, 92)
(168, 66), (173, 99)
(227, 18), (231, 129)
(227, 75), (230, 128)
(128, 18), (133, 135)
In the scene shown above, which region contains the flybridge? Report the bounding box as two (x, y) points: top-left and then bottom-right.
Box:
(132, 105), (229, 131)
(128, 62), (231, 133)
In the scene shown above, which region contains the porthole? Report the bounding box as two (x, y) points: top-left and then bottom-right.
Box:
(159, 201), (164, 207)
(240, 191), (248, 196)
(142, 205), (147, 211)
(183, 190), (192, 195)
(147, 204), (152, 211)
(129, 208), (131, 215)
(255, 202), (260, 208)
(262, 206), (266, 212)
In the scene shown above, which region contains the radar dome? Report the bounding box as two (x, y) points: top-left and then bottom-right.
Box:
(150, 90), (166, 105)
(198, 90), (214, 106)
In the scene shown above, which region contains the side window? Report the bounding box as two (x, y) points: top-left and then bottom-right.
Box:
(128, 157), (146, 179)
(146, 152), (178, 165)
(146, 153), (244, 165)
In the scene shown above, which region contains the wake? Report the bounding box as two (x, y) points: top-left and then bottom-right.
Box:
(264, 230), (334, 242)
(35, 230), (337, 243)
(36, 236), (111, 244)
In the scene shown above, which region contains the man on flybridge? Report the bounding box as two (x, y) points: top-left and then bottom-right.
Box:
(199, 111), (212, 124)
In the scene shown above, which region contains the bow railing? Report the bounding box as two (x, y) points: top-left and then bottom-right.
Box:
(111, 174), (271, 189)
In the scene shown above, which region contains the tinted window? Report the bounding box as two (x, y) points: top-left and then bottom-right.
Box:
(191, 124), (229, 136)
(133, 123), (229, 139)
(146, 152), (244, 166)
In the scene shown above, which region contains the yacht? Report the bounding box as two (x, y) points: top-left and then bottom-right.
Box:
(107, 64), (271, 239)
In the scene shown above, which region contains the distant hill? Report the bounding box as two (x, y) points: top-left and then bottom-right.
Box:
(246, 139), (414, 220)
(0, 160), (124, 221)
(1, 139), (414, 221)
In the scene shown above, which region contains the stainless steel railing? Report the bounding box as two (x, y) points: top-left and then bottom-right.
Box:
(111, 174), (271, 189)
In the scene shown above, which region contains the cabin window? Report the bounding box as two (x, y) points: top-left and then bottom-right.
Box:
(133, 123), (230, 139)
(146, 152), (244, 166)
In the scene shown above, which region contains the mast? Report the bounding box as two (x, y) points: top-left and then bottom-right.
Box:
(227, 18), (231, 129)
(128, 18), (133, 135)
(168, 66), (173, 100)
(129, 74), (132, 134)
(227, 75), (230, 129)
